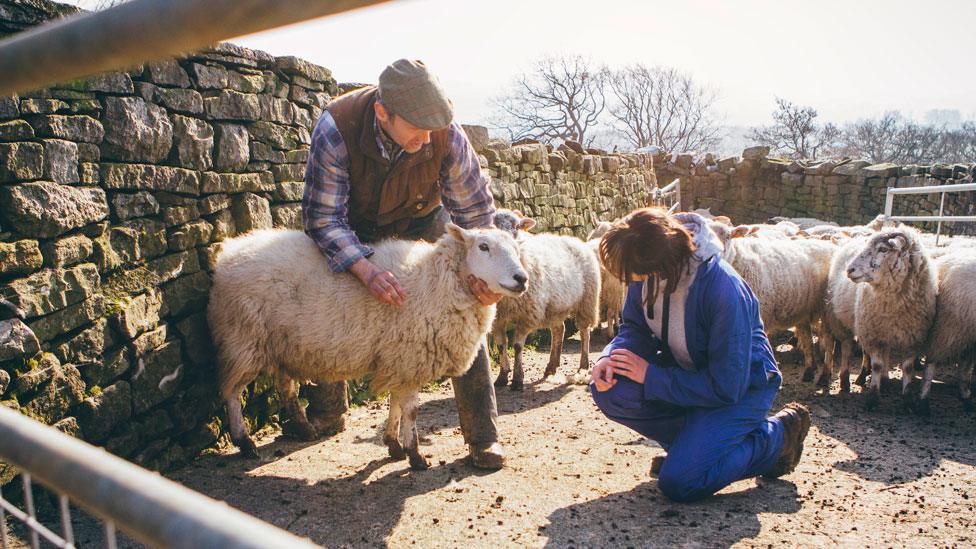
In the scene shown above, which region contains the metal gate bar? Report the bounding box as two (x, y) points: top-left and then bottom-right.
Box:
(883, 182), (976, 244)
(0, 0), (396, 96)
(0, 406), (321, 548)
(653, 178), (682, 214)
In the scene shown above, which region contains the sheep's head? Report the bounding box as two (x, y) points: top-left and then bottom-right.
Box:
(846, 229), (919, 284)
(446, 223), (528, 297)
(587, 221), (614, 241)
(492, 209), (535, 238)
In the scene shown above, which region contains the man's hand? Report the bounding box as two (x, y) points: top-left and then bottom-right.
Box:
(349, 258), (406, 306)
(591, 356), (617, 392)
(608, 349), (649, 384)
(466, 275), (503, 306)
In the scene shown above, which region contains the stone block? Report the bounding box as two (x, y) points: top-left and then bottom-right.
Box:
(275, 56), (333, 84)
(213, 124), (250, 172)
(41, 235), (93, 269)
(28, 295), (107, 343)
(101, 163), (201, 196)
(274, 181), (304, 201)
(271, 163), (305, 181)
(461, 125), (489, 152)
(160, 271), (210, 318)
(77, 380), (132, 441)
(100, 97), (173, 162)
(131, 325), (168, 357)
(248, 121), (309, 150)
(0, 95), (19, 119)
(2, 263), (100, 319)
(147, 60), (191, 87)
(271, 203), (301, 229)
(110, 191), (160, 221)
(61, 72), (134, 94)
(167, 220), (213, 251)
(199, 243), (223, 271)
(0, 182), (107, 238)
(24, 363), (85, 424)
(147, 251), (201, 285)
(200, 171), (274, 194)
(204, 90), (261, 121)
(0, 120), (34, 141)
(174, 312), (214, 369)
(130, 341), (183, 414)
(41, 139), (79, 184)
(29, 115), (103, 143)
(258, 94), (294, 124)
(0, 319), (41, 362)
(205, 210), (235, 242)
(84, 346), (130, 387)
(155, 88), (204, 115)
(742, 146), (770, 160)
(114, 291), (163, 340)
(1, 240), (43, 276)
(170, 114), (214, 171)
(0, 142), (43, 182)
(54, 318), (108, 365)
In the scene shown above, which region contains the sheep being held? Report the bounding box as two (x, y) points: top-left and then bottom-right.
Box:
(209, 224), (528, 469)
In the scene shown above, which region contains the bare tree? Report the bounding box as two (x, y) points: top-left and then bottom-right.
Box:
(489, 55), (606, 146)
(838, 112), (976, 164)
(605, 64), (721, 152)
(748, 98), (839, 160)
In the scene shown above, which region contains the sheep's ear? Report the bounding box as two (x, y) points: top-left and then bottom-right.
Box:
(731, 225), (753, 238)
(512, 209), (523, 216)
(797, 230), (809, 237)
(518, 217), (536, 231)
(446, 223), (469, 243)
(714, 215), (732, 225)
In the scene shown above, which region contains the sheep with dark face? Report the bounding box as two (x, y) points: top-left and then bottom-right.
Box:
(209, 225), (528, 469)
(847, 228), (937, 410)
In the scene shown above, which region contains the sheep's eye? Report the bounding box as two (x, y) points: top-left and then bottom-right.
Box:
(479, 243), (490, 252)
(878, 246), (889, 253)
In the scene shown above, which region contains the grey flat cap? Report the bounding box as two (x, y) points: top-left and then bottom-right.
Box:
(378, 59), (453, 130)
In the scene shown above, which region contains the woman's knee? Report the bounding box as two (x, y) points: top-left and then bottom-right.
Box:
(656, 464), (712, 503)
(590, 381), (641, 419)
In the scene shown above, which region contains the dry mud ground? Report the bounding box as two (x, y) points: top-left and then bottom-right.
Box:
(8, 334), (976, 548)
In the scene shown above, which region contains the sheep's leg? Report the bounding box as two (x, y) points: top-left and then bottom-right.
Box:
(839, 339), (854, 394)
(225, 387), (259, 459)
(493, 327), (510, 388)
(814, 332), (836, 388)
(855, 352), (870, 387)
(384, 392), (406, 460)
(277, 375), (318, 441)
(865, 353), (884, 410)
(915, 360), (936, 417)
(543, 322), (565, 378)
(397, 392), (428, 470)
(898, 357), (917, 413)
(798, 324), (818, 382)
(960, 358), (975, 413)
(578, 323), (592, 372)
(511, 330), (529, 391)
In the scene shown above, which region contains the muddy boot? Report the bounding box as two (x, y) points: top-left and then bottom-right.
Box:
(304, 381), (348, 437)
(468, 442), (505, 470)
(762, 402), (811, 478)
(649, 454), (666, 478)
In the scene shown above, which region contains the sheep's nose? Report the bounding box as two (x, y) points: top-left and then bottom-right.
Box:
(513, 273), (527, 285)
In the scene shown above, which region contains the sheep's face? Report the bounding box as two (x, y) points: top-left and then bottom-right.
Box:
(846, 230), (913, 284)
(492, 209), (535, 239)
(586, 221), (613, 241)
(447, 224), (528, 297)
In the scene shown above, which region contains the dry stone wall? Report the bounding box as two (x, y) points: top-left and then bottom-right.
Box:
(0, 1), (338, 475)
(0, 0), (657, 475)
(655, 147), (975, 234)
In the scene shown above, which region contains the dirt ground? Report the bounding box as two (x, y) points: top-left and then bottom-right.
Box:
(7, 333), (976, 548)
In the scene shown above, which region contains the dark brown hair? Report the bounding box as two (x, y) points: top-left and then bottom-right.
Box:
(599, 207), (695, 306)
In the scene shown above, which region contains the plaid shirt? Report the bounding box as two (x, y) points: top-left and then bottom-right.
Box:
(302, 110), (495, 272)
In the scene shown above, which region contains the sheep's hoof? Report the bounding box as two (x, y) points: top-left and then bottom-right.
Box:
(840, 377), (850, 394)
(543, 365), (557, 378)
(864, 390), (880, 411)
(281, 419), (319, 441)
(854, 372), (869, 387)
(510, 379), (524, 392)
(384, 435), (406, 460)
(407, 450), (430, 470)
(814, 372), (830, 388)
(801, 367), (816, 383)
(236, 438), (260, 460)
(493, 374), (509, 388)
(914, 397), (931, 417)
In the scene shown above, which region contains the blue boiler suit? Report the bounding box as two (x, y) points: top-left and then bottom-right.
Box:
(591, 256), (785, 502)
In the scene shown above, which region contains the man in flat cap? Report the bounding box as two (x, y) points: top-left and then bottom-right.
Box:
(301, 59), (505, 469)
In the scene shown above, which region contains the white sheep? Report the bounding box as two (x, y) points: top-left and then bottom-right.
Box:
(492, 216), (601, 391)
(847, 227), (938, 410)
(817, 236), (867, 392)
(709, 221), (836, 380)
(769, 216), (838, 230)
(920, 251), (976, 414)
(586, 221), (625, 338)
(209, 225), (528, 469)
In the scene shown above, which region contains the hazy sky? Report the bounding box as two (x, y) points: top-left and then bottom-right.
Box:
(64, 0), (976, 129)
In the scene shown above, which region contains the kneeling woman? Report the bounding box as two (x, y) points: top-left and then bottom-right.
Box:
(591, 208), (811, 502)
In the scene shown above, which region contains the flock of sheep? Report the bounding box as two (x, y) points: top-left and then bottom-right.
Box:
(207, 205), (976, 467)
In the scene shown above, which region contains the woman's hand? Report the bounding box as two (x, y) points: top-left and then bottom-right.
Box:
(467, 275), (504, 306)
(591, 356), (617, 392)
(609, 349), (649, 384)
